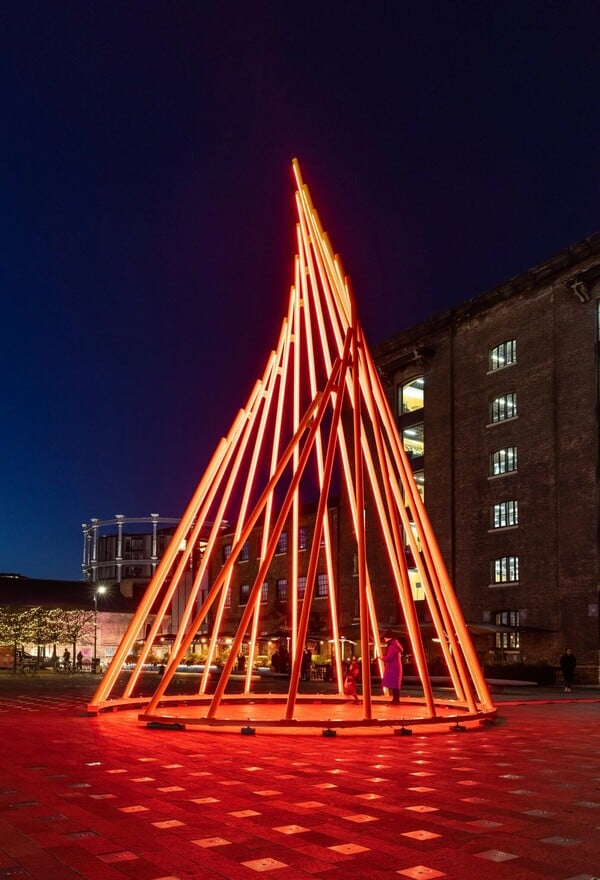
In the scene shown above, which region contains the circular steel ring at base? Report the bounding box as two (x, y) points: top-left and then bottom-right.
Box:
(88, 693), (497, 734)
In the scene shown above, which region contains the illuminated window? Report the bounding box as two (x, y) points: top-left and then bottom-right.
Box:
(239, 541), (250, 562)
(299, 526), (307, 551)
(224, 587), (231, 607)
(398, 376), (424, 414)
(276, 578), (287, 602)
(316, 573), (328, 597)
(403, 423), (424, 458)
(490, 447), (517, 475)
(298, 576), (306, 598)
(490, 392), (517, 423)
(494, 609), (520, 649)
(222, 543), (232, 563)
(276, 531), (288, 554)
(239, 583), (250, 605)
(492, 556), (519, 584)
(493, 500), (519, 528)
(261, 582), (268, 603)
(489, 340), (516, 371)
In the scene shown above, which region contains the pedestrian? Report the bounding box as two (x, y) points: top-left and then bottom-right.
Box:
(381, 629), (403, 705)
(301, 644), (313, 680)
(62, 648), (71, 672)
(559, 648), (576, 693)
(343, 655), (361, 704)
(76, 650), (83, 671)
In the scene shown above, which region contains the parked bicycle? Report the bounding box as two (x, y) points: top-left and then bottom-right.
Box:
(55, 659), (73, 674)
(16, 658), (39, 676)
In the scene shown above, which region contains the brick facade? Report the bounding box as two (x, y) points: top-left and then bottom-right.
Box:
(375, 233), (600, 681)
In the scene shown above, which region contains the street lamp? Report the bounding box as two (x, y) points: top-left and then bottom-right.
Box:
(93, 585), (107, 672)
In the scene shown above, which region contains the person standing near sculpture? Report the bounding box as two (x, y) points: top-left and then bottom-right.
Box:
(343, 655), (361, 704)
(381, 629), (403, 705)
(559, 648), (576, 693)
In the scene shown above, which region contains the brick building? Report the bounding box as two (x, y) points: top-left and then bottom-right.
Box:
(374, 232), (600, 682)
(206, 503), (359, 665)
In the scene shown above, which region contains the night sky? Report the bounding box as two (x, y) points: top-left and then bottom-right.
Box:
(2, 2), (599, 581)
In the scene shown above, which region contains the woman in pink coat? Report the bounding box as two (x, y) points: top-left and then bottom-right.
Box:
(381, 629), (403, 705)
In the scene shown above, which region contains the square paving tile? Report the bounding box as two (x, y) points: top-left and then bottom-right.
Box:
(242, 857), (289, 871)
(397, 866), (446, 878)
(474, 849), (518, 862)
(329, 843), (370, 854)
(402, 830), (441, 841)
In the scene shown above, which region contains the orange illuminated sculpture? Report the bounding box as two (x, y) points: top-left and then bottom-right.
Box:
(88, 161), (495, 732)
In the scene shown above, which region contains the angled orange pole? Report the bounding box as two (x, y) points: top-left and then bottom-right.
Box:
(296, 223), (343, 690)
(296, 191), (382, 694)
(362, 339), (492, 707)
(89, 425), (234, 708)
(133, 368), (274, 698)
(206, 351), (351, 718)
(350, 299), (372, 717)
(149, 367), (325, 712)
(285, 328), (353, 719)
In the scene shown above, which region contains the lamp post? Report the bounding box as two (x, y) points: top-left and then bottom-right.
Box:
(93, 586), (106, 672)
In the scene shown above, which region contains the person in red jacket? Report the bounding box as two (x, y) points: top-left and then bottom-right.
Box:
(343, 656), (361, 704)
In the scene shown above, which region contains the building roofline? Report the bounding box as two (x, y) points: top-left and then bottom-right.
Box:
(375, 230), (600, 359)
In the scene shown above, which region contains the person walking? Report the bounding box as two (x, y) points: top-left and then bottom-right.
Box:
(381, 629), (403, 705)
(301, 644), (313, 681)
(559, 648), (576, 692)
(343, 655), (361, 704)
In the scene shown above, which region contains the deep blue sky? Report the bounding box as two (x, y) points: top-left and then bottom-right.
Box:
(2, 2), (599, 581)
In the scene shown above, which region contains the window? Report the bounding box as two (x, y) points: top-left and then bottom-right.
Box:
(495, 630), (520, 650)
(493, 500), (519, 528)
(298, 526), (307, 551)
(490, 392), (517, 423)
(492, 556), (519, 584)
(222, 543), (232, 563)
(276, 578), (287, 603)
(239, 583), (250, 605)
(489, 340), (516, 371)
(316, 573), (328, 597)
(490, 447), (517, 475)
(276, 531), (288, 554)
(398, 376), (424, 414)
(224, 587), (231, 607)
(403, 423), (424, 458)
(495, 609), (520, 627)
(494, 610), (520, 649)
(239, 541), (250, 562)
(298, 576), (307, 599)
(261, 582), (268, 603)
